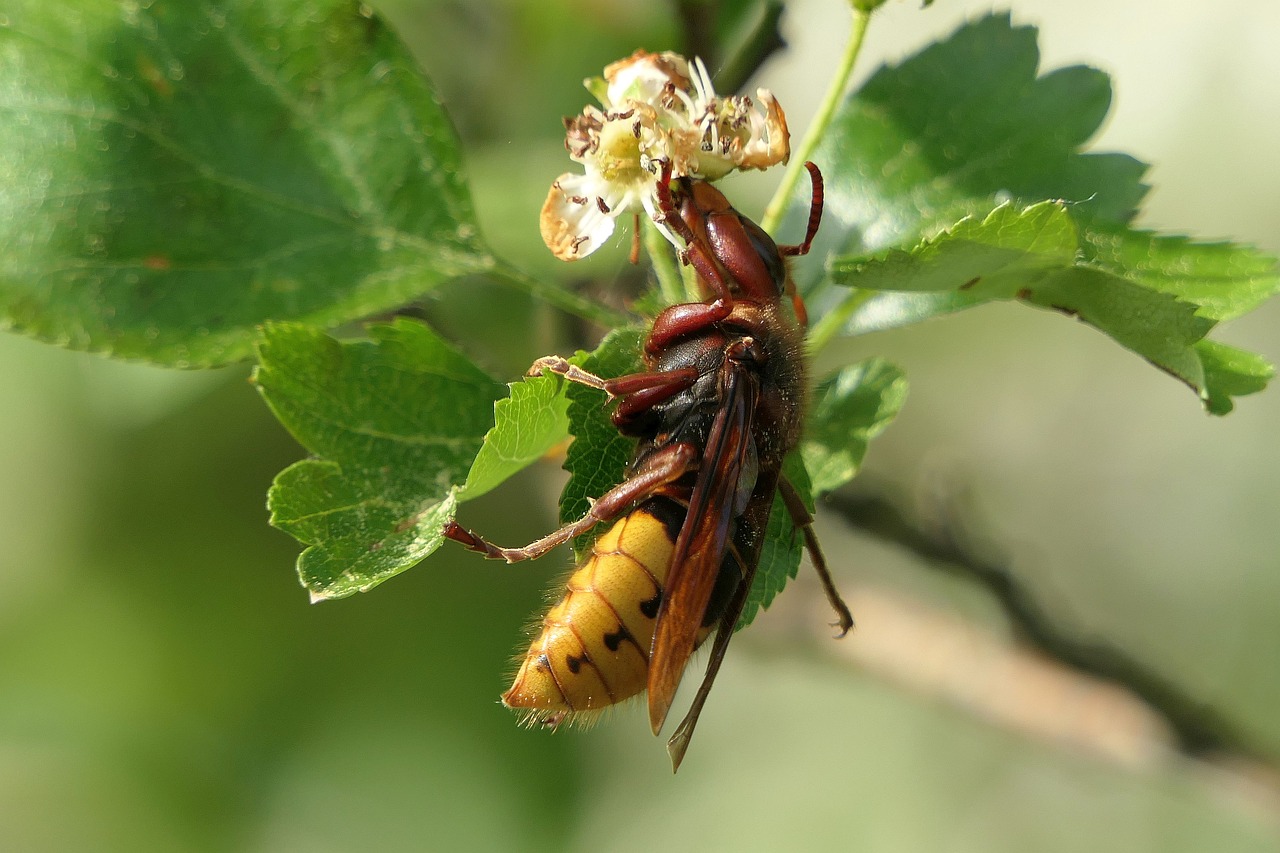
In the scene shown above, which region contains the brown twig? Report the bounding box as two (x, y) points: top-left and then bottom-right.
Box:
(823, 484), (1269, 763)
(673, 0), (720, 70)
(712, 1), (787, 94)
(671, 0), (787, 93)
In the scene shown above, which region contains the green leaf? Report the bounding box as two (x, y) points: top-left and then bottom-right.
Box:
(839, 207), (1280, 334)
(558, 327), (645, 557)
(0, 0), (490, 366)
(832, 202), (1078, 299)
(738, 453), (809, 631)
(808, 12), (1145, 271)
(1195, 341), (1276, 416)
(802, 359), (910, 496)
(255, 318), (504, 600)
(1080, 230), (1280, 322)
(740, 359), (909, 629)
(460, 373), (571, 501)
(1023, 270), (1211, 390)
(804, 13), (1278, 411)
(835, 202), (1276, 412)
(267, 458), (462, 603)
(802, 13), (1147, 330)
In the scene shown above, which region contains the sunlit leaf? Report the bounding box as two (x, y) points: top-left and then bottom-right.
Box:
(834, 202), (1275, 412)
(802, 359), (910, 496)
(461, 373), (571, 501)
(256, 319), (503, 600)
(0, 0), (490, 365)
(801, 10), (1145, 297)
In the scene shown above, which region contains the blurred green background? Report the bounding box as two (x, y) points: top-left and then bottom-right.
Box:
(1, 1), (1277, 850)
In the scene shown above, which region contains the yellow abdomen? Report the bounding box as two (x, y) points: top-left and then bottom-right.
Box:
(503, 503), (705, 724)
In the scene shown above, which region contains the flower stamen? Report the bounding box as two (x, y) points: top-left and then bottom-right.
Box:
(540, 50), (791, 261)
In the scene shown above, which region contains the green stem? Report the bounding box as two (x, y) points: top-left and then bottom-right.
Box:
(681, 256), (703, 302)
(806, 288), (873, 355)
(713, 1), (786, 95)
(761, 5), (873, 236)
(644, 218), (685, 306)
(490, 260), (631, 328)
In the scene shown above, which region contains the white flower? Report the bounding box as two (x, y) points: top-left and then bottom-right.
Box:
(540, 50), (790, 261)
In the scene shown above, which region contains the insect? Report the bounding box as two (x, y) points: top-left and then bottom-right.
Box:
(445, 161), (852, 770)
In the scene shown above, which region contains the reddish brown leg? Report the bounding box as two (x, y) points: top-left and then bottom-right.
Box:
(526, 356), (611, 391)
(528, 356), (695, 400)
(651, 160), (700, 254)
(645, 300), (733, 355)
(611, 378), (699, 430)
(778, 475), (854, 636)
(444, 442), (699, 563)
(527, 355), (699, 430)
(778, 162), (824, 258)
(776, 163), (823, 327)
(605, 368), (698, 397)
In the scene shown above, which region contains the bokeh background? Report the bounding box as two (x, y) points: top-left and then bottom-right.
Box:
(1, 1), (1277, 850)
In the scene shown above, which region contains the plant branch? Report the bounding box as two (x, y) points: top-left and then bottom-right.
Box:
(644, 218), (685, 305)
(490, 261), (632, 329)
(806, 287), (872, 354)
(823, 485), (1267, 762)
(712, 1), (787, 94)
(762, 5), (871, 235)
(674, 0), (720, 70)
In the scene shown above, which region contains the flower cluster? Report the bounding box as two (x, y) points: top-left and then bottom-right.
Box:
(540, 51), (790, 261)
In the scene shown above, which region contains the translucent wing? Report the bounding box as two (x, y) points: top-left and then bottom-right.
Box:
(647, 360), (758, 734)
